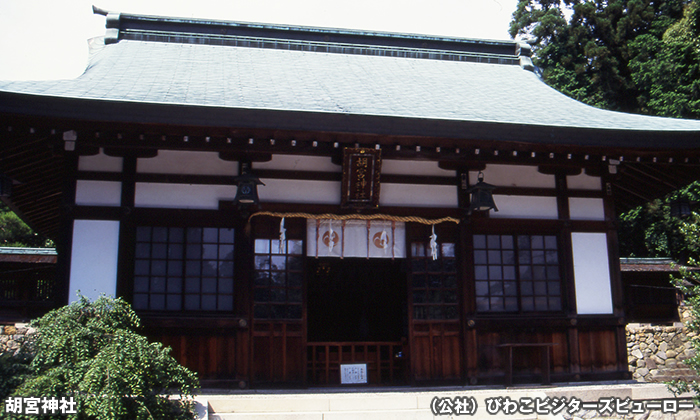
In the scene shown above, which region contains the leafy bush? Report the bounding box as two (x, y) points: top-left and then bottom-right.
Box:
(0, 352), (31, 402)
(1, 295), (199, 419)
(668, 213), (700, 404)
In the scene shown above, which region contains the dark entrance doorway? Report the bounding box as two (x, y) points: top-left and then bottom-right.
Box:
(306, 258), (408, 385)
(307, 258), (407, 342)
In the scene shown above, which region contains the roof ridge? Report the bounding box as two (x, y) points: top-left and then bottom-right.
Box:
(93, 7), (533, 69)
(120, 30), (523, 66)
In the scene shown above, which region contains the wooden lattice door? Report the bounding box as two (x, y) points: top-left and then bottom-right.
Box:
(407, 224), (463, 382)
(250, 217), (306, 385)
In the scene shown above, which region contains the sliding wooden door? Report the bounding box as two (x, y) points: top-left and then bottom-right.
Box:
(250, 217), (306, 385)
(407, 224), (463, 383)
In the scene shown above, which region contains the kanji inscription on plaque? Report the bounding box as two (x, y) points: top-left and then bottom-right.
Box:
(341, 148), (381, 208)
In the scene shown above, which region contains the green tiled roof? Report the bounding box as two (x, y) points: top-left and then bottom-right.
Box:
(1, 11), (700, 148)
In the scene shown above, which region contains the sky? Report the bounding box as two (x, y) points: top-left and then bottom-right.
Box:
(0, 0), (520, 81)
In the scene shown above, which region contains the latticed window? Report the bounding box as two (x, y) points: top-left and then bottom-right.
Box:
(474, 234), (562, 312)
(133, 226), (235, 311)
(410, 241), (458, 320)
(253, 238), (303, 319)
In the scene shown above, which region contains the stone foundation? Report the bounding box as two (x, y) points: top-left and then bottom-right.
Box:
(0, 323), (35, 356)
(627, 305), (700, 383)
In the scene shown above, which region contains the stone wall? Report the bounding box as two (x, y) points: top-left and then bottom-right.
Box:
(0, 323), (35, 356)
(627, 304), (700, 383)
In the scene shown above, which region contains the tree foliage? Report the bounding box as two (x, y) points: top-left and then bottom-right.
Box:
(0, 204), (52, 248)
(667, 214), (700, 402)
(1, 295), (199, 419)
(629, 0), (700, 117)
(0, 352), (32, 403)
(618, 183), (700, 259)
(510, 0), (700, 118)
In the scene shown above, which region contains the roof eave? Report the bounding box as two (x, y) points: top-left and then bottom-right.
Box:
(2, 91), (700, 151)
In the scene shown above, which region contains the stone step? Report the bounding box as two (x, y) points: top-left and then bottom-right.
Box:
(204, 388), (563, 420)
(649, 368), (700, 383)
(201, 382), (700, 420)
(210, 409), (449, 420)
(210, 409), (545, 420)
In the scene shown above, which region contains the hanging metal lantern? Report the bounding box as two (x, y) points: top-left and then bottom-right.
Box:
(467, 171), (498, 214)
(233, 161), (264, 209)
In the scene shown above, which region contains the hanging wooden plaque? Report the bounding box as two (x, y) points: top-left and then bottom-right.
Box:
(341, 148), (382, 208)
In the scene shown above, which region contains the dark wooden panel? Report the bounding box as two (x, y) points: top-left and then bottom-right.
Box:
(252, 321), (305, 384)
(550, 332), (569, 373)
(469, 322), (629, 384)
(411, 322), (462, 382)
(147, 329), (245, 380)
(475, 331), (502, 376)
(475, 329), (569, 380)
(578, 329), (618, 372)
(412, 330), (432, 379)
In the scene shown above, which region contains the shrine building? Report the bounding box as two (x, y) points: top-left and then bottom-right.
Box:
(2, 8), (700, 387)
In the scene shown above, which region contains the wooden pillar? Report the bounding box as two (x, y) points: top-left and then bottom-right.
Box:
(602, 170), (629, 375)
(55, 135), (78, 307)
(116, 153), (137, 300)
(554, 170), (582, 377)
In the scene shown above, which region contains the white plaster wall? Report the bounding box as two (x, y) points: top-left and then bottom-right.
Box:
(490, 195), (559, 219)
(69, 220), (120, 302)
(137, 150), (238, 176)
(569, 197), (606, 221)
(77, 149), (123, 172)
(75, 180), (122, 206)
(472, 165), (555, 188)
(380, 183), (458, 208)
(134, 183), (237, 209)
(571, 232), (614, 314)
(382, 160), (454, 176)
(567, 173), (602, 190)
(254, 155), (340, 172)
(258, 179), (341, 205)
(133, 179), (454, 208)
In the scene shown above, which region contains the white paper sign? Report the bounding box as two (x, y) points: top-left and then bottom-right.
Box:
(340, 364), (368, 384)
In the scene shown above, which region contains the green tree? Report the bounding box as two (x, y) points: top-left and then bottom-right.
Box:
(619, 0), (700, 255)
(1, 295), (199, 419)
(0, 204), (53, 248)
(618, 183), (700, 259)
(510, 0), (689, 114)
(629, 1), (700, 118)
